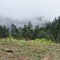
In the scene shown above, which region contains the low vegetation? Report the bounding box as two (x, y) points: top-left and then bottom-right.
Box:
(0, 38), (60, 60)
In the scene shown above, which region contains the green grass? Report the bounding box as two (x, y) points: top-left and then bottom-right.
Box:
(0, 38), (60, 60)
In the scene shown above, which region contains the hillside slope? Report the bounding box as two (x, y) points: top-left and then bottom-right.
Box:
(0, 38), (60, 60)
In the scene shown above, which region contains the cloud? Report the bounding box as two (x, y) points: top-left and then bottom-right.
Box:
(0, 0), (60, 21)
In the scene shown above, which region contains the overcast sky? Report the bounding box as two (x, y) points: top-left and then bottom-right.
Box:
(0, 0), (60, 22)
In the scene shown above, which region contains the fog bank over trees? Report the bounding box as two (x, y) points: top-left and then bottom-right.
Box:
(0, 16), (49, 28)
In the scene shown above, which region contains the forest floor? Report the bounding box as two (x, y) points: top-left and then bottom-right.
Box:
(0, 38), (60, 60)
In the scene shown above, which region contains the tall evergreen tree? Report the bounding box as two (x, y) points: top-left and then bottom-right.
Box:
(0, 25), (3, 38)
(2, 26), (9, 38)
(11, 24), (19, 39)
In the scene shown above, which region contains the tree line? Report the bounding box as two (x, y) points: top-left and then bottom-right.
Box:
(0, 17), (60, 42)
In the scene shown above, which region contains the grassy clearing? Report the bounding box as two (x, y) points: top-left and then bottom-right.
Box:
(0, 38), (60, 60)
